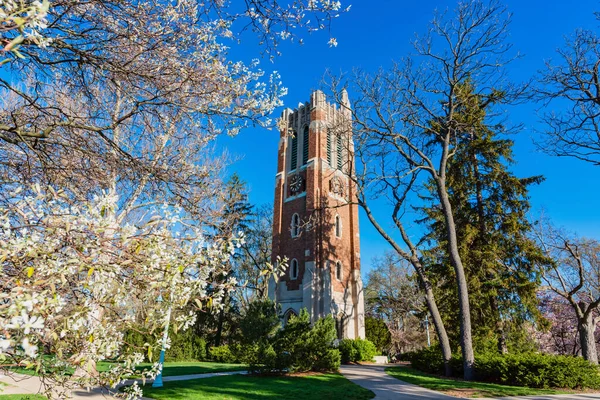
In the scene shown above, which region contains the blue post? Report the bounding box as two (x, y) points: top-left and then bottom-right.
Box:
(152, 305), (172, 388)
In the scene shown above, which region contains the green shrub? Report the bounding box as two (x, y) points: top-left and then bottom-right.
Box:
(474, 352), (600, 389)
(407, 347), (600, 389)
(235, 301), (340, 373)
(209, 345), (237, 363)
(339, 338), (377, 364)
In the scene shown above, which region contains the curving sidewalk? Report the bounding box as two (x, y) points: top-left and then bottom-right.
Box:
(340, 364), (457, 400)
(340, 364), (600, 400)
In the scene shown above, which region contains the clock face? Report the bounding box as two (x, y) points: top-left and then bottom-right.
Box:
(290, 175), (303, 194)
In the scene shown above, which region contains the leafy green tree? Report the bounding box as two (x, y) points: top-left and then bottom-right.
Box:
(234, 299), (281, 372)
(365, 317), (391, 354)
(422, 81), (545, 353)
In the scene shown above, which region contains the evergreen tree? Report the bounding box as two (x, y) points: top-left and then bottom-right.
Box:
(213, 173), (253, 346)
(422, 81), (546, 353)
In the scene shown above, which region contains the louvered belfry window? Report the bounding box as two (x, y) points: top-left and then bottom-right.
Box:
(302, 125), (309, 165)
(290, 130), (298, 171)
(327, 129), (332, 165)
(336, 134), (343, 170)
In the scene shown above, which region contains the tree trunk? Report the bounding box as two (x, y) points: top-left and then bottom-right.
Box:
(579, 312), (598, 364)
(437, 180), (475, 380)
(414, 261), (452, 377)
(423, 283), (453, 377)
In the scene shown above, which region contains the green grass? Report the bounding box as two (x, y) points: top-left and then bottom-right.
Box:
(0, 396), (47, 399)
(138, 373), (375, 399)
(9, 360), (244, 378)
(385, 366), (570, 398)
(135, 361), (246, 377)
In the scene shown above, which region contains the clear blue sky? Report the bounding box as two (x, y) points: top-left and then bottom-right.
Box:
(220, 0), (600, 278)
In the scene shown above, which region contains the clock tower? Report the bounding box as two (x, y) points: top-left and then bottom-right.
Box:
(269, 90), (365, 339)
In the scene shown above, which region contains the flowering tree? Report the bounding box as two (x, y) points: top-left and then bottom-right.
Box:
(534, 221), (600, 364)
(0, 185), (246, 398)
(0, 1), (344, 397)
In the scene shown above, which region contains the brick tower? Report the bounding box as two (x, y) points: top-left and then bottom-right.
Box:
(268, 90), (365, 339)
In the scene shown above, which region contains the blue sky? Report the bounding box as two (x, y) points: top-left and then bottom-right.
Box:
(221, 0), (600, 277)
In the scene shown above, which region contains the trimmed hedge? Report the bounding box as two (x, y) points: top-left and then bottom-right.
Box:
(339, 338), (378, 364)
(406, 347), (600, 389)
(124, 328), (207, 362)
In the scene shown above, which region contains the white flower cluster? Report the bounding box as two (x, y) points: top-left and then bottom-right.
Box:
(0, 185), (240, 398)
(1, 0), (52, 54)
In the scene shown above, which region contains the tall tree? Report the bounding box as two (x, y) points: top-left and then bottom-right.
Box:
(234, 204), (274, 309)
(421, 81), (545, 354)
(537, 13), (600, 166)
(213, 173), (253, 346)
(331, 0), (520, 378)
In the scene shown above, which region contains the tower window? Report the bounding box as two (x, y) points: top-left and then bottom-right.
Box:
(336, 261), (343, 281)
(327, 129), (332, 165)
(290, 131), (298, 171)
(291, 213), (300, 238)
(335, 215), (342, 238)
(302, 126), (309, 165)
(336, 134), (343, 170)
(290, 259), (299, 280)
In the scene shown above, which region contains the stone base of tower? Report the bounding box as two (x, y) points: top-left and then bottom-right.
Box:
(268, 264), (365, 339)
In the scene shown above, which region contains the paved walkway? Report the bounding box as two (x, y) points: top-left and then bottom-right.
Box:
(341, 364), (457, 400)
(340, 364), (600, 400)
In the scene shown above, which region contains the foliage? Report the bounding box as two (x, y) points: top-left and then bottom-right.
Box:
(408, 347), (600, 389)
(332, 0), (523, 378)
(386, 366), (567, 398)
(235, 302), (340, 373)
(0, 0), (51, 64)
(124, 329), (207, 362)
(421, 80), (545, 354)
(136, 372), (375, 400)
(209, 345), (238, 364)
(338, 339), (377, 364)
(0, 186), (241, 399)
(365, 317), (391, 354)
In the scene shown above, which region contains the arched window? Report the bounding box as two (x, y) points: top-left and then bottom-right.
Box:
(290, 131), (298, 171)
(290, 259), (299, 280)
(336, 261), (343, 281)
(291, 213), (300, 238)
(335, 215), (342, 238)
(302, 125), (309, 165)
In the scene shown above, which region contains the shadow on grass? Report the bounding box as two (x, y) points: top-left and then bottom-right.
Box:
(139, 373), (375, 400)
(385, 366), (568, 398)
(135, 362), (247, 377)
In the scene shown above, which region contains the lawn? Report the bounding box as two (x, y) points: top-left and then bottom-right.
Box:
(138, 373), (375, 399)
(0, 396), (47, 399)
(9, 361), (244, 378)
(135, 361), (246, 377)
(385, 366), (569, 398)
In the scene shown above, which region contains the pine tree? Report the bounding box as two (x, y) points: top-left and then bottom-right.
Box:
(213, 173), (253, 346)
(422, 81), (546, 353)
